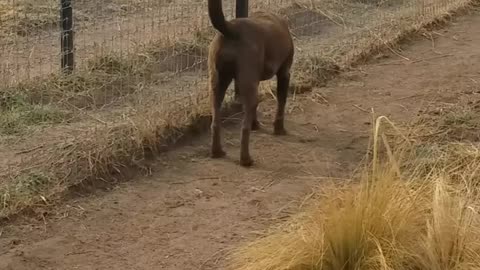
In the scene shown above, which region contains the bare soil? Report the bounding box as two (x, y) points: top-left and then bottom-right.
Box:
(1, 11), (480, 270)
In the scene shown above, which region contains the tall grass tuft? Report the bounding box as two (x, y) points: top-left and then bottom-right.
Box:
(227, 115), (480, 270)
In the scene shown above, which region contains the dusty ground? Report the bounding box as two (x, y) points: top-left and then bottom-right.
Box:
(1, 11), (480, 270)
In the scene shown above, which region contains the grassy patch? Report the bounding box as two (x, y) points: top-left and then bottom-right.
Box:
(227, 112), (480, 270)
(0, 105), (66, 135)
(0, 0), (157, 41)
(0, 91), (218, 217)
(0, 39), (208, 111)
(0, 172), (53, 213)
(0, 92), (67, 135)
(0, 0), (57, 39)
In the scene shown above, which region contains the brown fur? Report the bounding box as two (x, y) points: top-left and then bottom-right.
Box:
(207, 0), (294, 167)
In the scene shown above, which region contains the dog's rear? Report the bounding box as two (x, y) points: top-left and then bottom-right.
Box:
(208, 0), (294, 167)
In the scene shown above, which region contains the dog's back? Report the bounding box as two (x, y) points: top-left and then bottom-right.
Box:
(230, 12), (290, 40)
(237, 12), (293, 79)
(209, 11), (293, 81)
(232, 12), (292, 56)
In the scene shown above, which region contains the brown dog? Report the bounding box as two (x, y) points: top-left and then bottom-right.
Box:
(207, 0), (294, 167)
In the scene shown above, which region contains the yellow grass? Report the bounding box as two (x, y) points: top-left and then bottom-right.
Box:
(0, 0), (57, 40)
(227, 114), (480, 270)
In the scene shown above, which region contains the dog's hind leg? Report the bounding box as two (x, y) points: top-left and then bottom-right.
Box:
(273, 67), (291, 136)
(210, 71), (232, 158)
(234, 80), (240, 103)
(231, 80), (243, 112)
(234, 80), (259, 130)
(251, 101), (260, 131)
(237, 80), (259, 167)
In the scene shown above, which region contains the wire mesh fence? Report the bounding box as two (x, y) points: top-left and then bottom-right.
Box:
(0, 0), (472, 137)
(0, 0), (467, 85)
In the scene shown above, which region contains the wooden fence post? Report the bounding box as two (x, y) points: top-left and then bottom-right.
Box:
(60, 0), (74, 74)
(236, 0), (249, 18)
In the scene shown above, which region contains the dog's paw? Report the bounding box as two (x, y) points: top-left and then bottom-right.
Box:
(240, 156), (254, 167)
(231, 100), (243, 111)
(273, 121), (287, 136)
(251, 120), (261, 131)
(273, 128), (287, 136)
(211, 149), (226, 158)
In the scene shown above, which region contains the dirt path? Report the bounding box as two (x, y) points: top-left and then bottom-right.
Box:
(1, 11), (480, 270)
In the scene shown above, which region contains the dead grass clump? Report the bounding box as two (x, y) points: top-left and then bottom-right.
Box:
(0, 35), (214, 216)
(0, 54), (144, 111)
(0, 0), (150, 41)
(0, 104), (67, 135)
(145, 43), (209, 73)
(88, 54), (141, 75)
(0, 0), (57, 39)
(0, 172), (54, 215)
(277, 3), (332, 37)
(5, 73), (135, 111)
(395, 103), (480, 184)
(0, 46), (159, 135)
(227, 115), (480, 270)
(429, 105), (480, 142)
(294, 55), (340, 89)
(1, 37), (210, 111)
(285, 0), (475, 91)
(0, 88), (214, 217)
(0, 91), (69, 135)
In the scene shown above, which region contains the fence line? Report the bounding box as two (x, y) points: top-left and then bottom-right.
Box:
(0, 0), (465, 86)
(0, 0), (472, 116)
(60, 0), (74, 73)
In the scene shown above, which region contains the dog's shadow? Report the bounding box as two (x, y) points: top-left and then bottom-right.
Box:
(253, 123), (319, 145)
(221, 113), (319, 144)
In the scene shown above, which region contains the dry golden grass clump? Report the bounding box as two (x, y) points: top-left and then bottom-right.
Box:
(227, 115), (480, 270)
(0, 0), (57, 39)
(0, 0), (152, 40)
(0, 37), (209, 135)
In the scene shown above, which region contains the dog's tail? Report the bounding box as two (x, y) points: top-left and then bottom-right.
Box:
(208, 0), (234, 38)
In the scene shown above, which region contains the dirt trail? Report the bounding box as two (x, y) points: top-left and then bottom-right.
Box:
(1, 11), (480, 270)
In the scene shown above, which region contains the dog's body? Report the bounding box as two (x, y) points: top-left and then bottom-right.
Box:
(208, 0), (294, 167)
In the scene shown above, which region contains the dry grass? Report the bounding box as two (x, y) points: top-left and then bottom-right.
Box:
(0, 104), (68, 135)
(0, 0), (476, 219)
(226, 110), (480, 270)
(0, 36), (208, 130)
(0, 0), (57, 40)
(0, 95), (215, 217)
(0, 0), (161, 41)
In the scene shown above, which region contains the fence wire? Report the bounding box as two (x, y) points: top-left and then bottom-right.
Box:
(0, 0), (463, 83)
(0, 0), (472, 138)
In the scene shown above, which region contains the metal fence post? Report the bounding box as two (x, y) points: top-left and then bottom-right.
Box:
(236, 0), (249, 18)
(61, 0), (74, 74)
